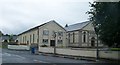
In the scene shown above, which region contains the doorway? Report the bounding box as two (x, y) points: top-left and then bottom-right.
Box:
(50, 40), (55, 46)
(91, 37), (95, 47)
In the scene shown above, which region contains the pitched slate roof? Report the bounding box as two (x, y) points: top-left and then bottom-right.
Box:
(65, 21), (90, 32)
(18, 20), (66, 36)
(18, 22), (47, 36)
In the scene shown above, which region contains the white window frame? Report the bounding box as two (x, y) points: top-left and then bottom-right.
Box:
(43, 39), (48, 44)
(43, 29), (49, 35)
(82, 31), (88, 43)
(57, 40), (63, 44)
(58, 31), (63, 36)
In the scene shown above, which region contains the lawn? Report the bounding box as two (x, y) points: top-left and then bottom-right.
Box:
(0, 45), (2, 48)
(110, 48), (120, 51)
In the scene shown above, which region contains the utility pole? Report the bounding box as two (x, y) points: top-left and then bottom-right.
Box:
(94, 26), (99, 61)
(96, 33), (99, 61)
(53, 31), (57, 55)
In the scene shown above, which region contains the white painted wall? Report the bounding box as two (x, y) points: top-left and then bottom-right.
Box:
(17, 28), (38, 45)
(38, 21), (66, 47)
(39, 47), (120, 60)
(82, 22), (94, 31)
(39, 47), (96, 57)
(56, 48), (96, 57)
(8, 45), (30, 50)
(39, 47), (54, 53)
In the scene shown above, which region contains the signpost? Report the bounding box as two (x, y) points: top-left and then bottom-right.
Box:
(53, 31), (57, 55)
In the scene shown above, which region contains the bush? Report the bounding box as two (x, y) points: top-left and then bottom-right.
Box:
(8, 43), (19, 45)
(40, 45), (48, 47)
(2, 42), (8, 48)
(4, 40), (8, 43)
(19, 44), (27, 45)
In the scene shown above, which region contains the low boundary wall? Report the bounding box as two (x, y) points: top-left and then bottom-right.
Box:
(8, 45), (30, 50)
(39, 47), (120, 60)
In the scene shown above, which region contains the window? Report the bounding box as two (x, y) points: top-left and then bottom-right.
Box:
(20, 36), (22, 43)
(33, 34), (34, 43)
(73, 32), (75, 43)
(68, 33), (70, 37)
(52, 31), (57, 38)
(43, 30), (49, 35)
(30, 35), (31, 43)
(58, 40), (63, 44)
(91, 37), (95, 47)
(58, 31), (63, 36)
(43, 39), (48, 44)
(25, 36), (26, 43)
(70, 33), (73, 43)
(23, 37), (24, 43)
(83, 32), (86, 43)
(68, 33), (70, 43)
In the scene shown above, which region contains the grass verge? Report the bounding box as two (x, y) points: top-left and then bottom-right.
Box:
(110, 48), (120, 51)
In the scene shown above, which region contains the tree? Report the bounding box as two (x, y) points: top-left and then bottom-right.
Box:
(65, 24), (68, 27)
(0, 31), (3, 36)
(87, 2), (120, 47)
(9, 34), (14, 42)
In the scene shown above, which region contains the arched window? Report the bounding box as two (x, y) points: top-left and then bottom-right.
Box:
(73, 32), (75, 43)
(33, 34), (35, 43)
(30, 35), (31, 43)
(23, 37), (24, 43)
(83, 32), (86, 43)
(91, 37), (95, 40)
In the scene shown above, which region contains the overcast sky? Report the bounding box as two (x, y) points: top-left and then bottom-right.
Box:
(0, 0), (94, 35)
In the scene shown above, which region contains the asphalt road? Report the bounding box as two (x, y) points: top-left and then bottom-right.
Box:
(2, 48), (96, 63)
(1, 48), (119, 65)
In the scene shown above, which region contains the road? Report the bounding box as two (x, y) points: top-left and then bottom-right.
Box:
(1, 48), (119, 65)
(2, 48), (96, 63)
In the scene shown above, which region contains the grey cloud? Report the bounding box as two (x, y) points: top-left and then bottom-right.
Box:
(0, 0), (90, 34)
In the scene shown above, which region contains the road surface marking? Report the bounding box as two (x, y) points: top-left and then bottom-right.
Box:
(3, 53), (12, 56)
(33, 59), (50, 63)
(3, 52), (26, 59)
(14, 55), (26, 59)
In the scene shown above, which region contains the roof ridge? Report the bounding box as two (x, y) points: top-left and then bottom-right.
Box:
(18, 20), (53, 35)
(18, 20), (64, 35)
(65, 21), (90, 32)
(68, 21), (89, 26)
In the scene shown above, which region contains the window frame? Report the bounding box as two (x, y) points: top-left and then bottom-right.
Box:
(43, 30), (49, 35)
(58, 31), (63, 36)
(57, 40), (63, 44)
(43, 39), (48, 44)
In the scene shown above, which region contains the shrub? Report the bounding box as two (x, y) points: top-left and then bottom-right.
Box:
(4, 40), (8, 43)
(8, 43), (19, 45)
(40, 45), (48, 47)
